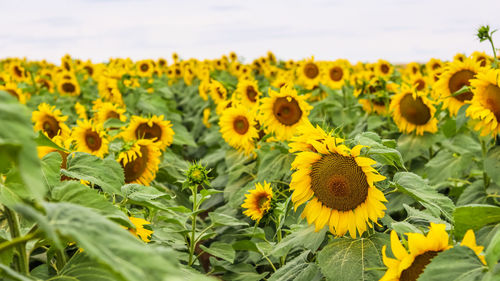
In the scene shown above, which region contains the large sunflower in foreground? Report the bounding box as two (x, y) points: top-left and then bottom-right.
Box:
(258, 84), (312, 140)
(118, 139), (161, 186)
(241, 181), (273, 221)
(389, 86), (438, 135)
(72, 119), (109, 158)
(219, 104), (259, 156)
(290, 137), (387, 238)
(466, 68), (500, 137)
(121, 115), (174, 150)
(434, 59), (481, 115)
(234, 79), (261, 108)
(32, 103), (71, 139)
(381, 223), (485, 281)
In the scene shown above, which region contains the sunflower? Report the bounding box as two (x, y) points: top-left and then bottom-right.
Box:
(434, 59), (481, 115)
(219, 104), (259, 156)
(466, 68), (500, 137)
(322, 61), (349, 89)
(209, 80), (227, 104)
(380, 224), (486, 281)
(32, 103), (71, 139)
(471, 51), (491, 68)
(0, 82), (27, 104)
(72, 119), (109, 158)
(290, 138), (387, 238)
(98, 78), (124, 105)
(234, 79), (261, 108)
(241, 181), (273, 221)
(121, 115), (174, 150)
(258, 84), (312, 140)
(92, 101), (127, 125)
(426, 58), (443, 74)
(128, 217), (153, 243)
(118, 139), (161, 186)
(403, 62), (421, 77)
(390, 85), (438, 135)
(10, 62), (28, 81)
(407, 74), (430, 92)
(136, 60), (155, 77)
(453, 53), (466, 62)
(375, 59), (394, 77)
(297, 58), (321, 89)
(57, 78), (80, 96)
(198, 79), (211, 101)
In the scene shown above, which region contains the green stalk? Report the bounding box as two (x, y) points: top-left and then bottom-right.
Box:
(188, 185), (199, 267)
(488, 37), (498, 67)
(481, 139), (491, 189)
(4, 207), (30, 275)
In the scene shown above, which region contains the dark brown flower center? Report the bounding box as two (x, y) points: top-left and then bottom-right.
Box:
(62, 82), (76, 93)
(448, 70), (475, 102)
(329, 67), (344, 82)
(310, 154), (369, 211)
(106, 111), (120, 120)
(85, 130), (102, 151)
(432, 63), (441, 70)
(380, 64), (390, 74)
(233, 116), (249, 135)
(84, 66), (94, 75)
(140, 63), (149, 72)
(399, 93), (431, 125)
(414, 79), (426, 91)
(42, 116), (61, 138)
(400, 251), (441, 281)
(246, 86), (258, 102)
(477, 56), (487, 67)
(123, 146), (149, 183)
(257, 194), (269, 209)
(304, 62), (319, 79)
(483, 84), (500, 121)
(13, 66), (24, 78)
(273, 97), (302, 126)
(136, 123), (162, 141)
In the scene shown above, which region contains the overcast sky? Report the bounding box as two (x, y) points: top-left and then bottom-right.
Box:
(1, 0), (499, 63)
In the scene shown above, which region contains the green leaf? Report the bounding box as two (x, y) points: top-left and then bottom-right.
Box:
(270, 224), (326, 258)
(485, 147), (500, 185)
(0, 263), (36, 281)
(200, 242), (236, 263)
(52, 181), (131, 227)
(121, 184), (172, 211)
(41, 152), (62, 190)
(16, 202), (206, 281)
(61, 152), (124, 195)
(0, 91), (46, 200)
(454, 204), (500, 239)
(317, 233), (389, 281)
(268, 251), (315, 281)
(34, 131), (68, 152)
(485, 227), (500, 269)
(393, 172), (455, 222)
(103, 118), (126, 129)
(424, 150), (473, 185)
(172, 122), (197, 147)
(418, 246), (486, 281)
(397, 133), (440, 161)
(208, 212), (248, 227)
(51, 252), (126, 281)
(457, 180), (487, 206)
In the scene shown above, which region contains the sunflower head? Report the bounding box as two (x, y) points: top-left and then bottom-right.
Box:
(185, 162), (210, 187)
(121, 115), (174, 150)
(92, 101), (127, 126)
(118, 139), (162, 186)
(322, 61), (349, 89)
(466, 68), (500, 137)
(57, 78), (81, 96)
(389, 85), (438, 135)
(290, 137), (387, 238)
(72, 119), (109, 158)
(297, 58), (321, 89)
(234, 79), (261, 108)
(258, 84), (312, 141)
(0, 82), (27, 104)
(219, 103), (259, 156)
(32, 103), (70, 139)
(136, 60), (155, 77)
(241, 181), (274, 221)
(375, 59), (393, 77)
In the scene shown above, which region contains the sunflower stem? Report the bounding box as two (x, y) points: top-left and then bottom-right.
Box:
(188, 185), (199, 267)
(4, 207), (30, 275)
(480, 138), (491, 189)
(487, 37), (498, 68)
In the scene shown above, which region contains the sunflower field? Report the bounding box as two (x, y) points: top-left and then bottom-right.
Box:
(1, 27), (500, 281)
